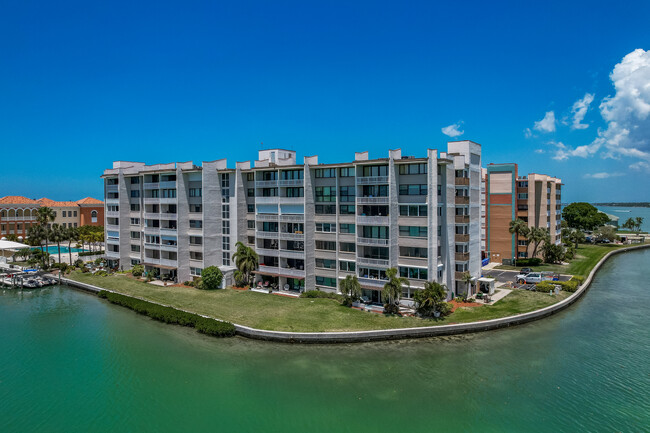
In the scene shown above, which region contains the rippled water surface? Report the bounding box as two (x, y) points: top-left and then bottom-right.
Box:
(1, 249), (649, 432)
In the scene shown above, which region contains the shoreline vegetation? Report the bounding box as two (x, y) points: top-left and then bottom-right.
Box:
(593, 202), (650, 208)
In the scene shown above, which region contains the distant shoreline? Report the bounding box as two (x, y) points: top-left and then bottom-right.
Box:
(593, 202), (650, 208)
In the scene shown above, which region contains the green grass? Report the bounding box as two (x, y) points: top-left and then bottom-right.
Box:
(495, 244), (626, 276)
(68, 272), (571, 332)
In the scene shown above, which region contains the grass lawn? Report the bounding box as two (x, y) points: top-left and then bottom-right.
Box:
(495, 244), (626, 276)
(68, 271), (570, 332)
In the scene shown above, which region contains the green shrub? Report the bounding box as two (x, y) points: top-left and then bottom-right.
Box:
(131, 264), (144, 277)
(94, 270), (108, 277)
(183, 280), (194, 287)
(300, 290), (344, 302)
(535, 281), (556, 292)
(74, 259), (84, 268)
(438, 302), (453, 316)
(78, 250), (104, 257)
(97, 291), (235, 338)
(50, 263), (69, 273)
(383, 303), (400, 315)
(535, 276), (583, 293)
(515, 258), (543, 266)
(201, 266), (223, 290)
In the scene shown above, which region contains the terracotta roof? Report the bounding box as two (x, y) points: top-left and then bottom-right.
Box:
(0, 196), (39, 205)
(37, 198), (79, 207)
(76, 197), (104, 205)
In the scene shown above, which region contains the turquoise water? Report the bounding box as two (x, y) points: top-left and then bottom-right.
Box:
(1, 249), (649, 432)
(597, 205), (650, 231)
(32, 246), (86, 254)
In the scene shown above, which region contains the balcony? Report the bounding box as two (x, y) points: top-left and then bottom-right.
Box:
(144, 197), (160, 204)
(160, 228), (177, 236)
(455, 196), (470, 205)
(358, 277), (387, 288)
(105, 198), (119, 205)
(455, 215), (469, 224)
(256, 214), (279, 221)
(144, 226), (160, 234)
(357, 236), (389, 246)
(160, 258), (178, 268)
(357, 196), (389, 205)
(143, 182), (160, 189)
(3, 216), (37, 221)
(160, 213), (177, 220)
(278, 196), (304, 205)
(255, 180), (278, 188)
(278, 179), (303, 187)
(143, 212), (160, 219)
(256, 230), (279, 239)
(357, 215), (390, 225)
(159, 181), (176, 189)
(160, 197), (177, 204)
(106, 184), (119, 192)
(357, 176), (388, 185)
(106, 237), (120, 245)
(357, 257), (390, 267)
(279, 249), (304, 259)
(280, 214), (304, 222)
(455, 177), (470, 186)
(255, 196), (280, 204)
(455, 234), (469, 243)
(280, 232), (304, 241)
(256, 248), (279, 257)
(106, 211), (120, 218)
(106, 250), (120, 258)
(106, 223), (119, 231)
(144, 257), (161, 265)
(160, 244), (178, 252)
(455, 252), (470, 262)
(280, 268), (306, 278)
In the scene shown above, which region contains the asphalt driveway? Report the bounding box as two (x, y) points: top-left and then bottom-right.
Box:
(481, 269), (571, 284)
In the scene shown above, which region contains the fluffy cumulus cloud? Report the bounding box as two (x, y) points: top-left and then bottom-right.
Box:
(630, 161), (650, 171)
(570, 93), (595, 129)
(583, 172), (625, 179)
(441, 122), (464, 137)
(533, 111), (556, 133)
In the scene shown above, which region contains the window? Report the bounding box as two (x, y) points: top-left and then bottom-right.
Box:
(131, 190), (140, 198)
(161, 189), (176, 198)
(91, 210), (98, 223)
(339, 242), (356, 253)
(315, 186), (336, 202)
(399, 205), (428, 216)
(130, 204), (140, 211)
(398, 163), (427, 174)
(315, 240), (336, 251)
(222, 221), (230, 235)
(189, 236), (202, 245)
(339, 261), (356, 272)
(399, 184), (427, 195)
(73, 211), (77, 217)
(107, 178), (118, 185)
(190, 220), (203, 229)
(262, 222), (278, 232)
(518, 240), (528, 246)
(437, 185), (442, 196)
(315, 223), (336, 233)
(339, 167), (354, 177)
(190, 251), (203, 260)
(107, 205), (119, 212)
(246, 173), (254, 181)
(223, 251), (230, 266)
(285, 187), (304, 197)
(315, 168), (336, 178)
(339, 186), (355, 202)
(518, 193), (528, 199)
(130, 218), (140, 225)
(190, 204), (202, 213)
(145, 235), (160, 244)
(360, 226), (389, 239)
(399, 226), (427, 237)
(260, 171), (277, 181)
(361, 185), (388, 197)
(62, 211), (67, 217)
(399, 267), (428, 280)
(222, 204), (230, 219)
(247, 188), (255, 197)
(130, 231), (140, 239)
(221, 173), (230, 188)
(247, 220), (255, 229)
(361, 165), (388, 177)
(130, 177), (140, 184)
(247, 204), (254, 213)
(315, 258), (336, 269)
(189, 188), (202, 197)
(339, 205), (355, 215)
(190, 267), (203, 276)
(315, 276), (337, 287)
(261, 188), (278, 197)
(130, 245), (140, 252)
(315, 204), (336, 214)
(339, 223), (355, 234)
(280, 169), (303, 180)
(223, 237), (230, 250)
(399, 247), (428, 258)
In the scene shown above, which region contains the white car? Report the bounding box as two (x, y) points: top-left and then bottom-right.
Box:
(516, 272), (543, 284)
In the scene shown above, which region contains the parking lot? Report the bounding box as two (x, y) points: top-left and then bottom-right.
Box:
(482, 269), (571, 290)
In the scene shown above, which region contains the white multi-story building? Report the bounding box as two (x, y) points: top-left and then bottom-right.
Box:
(101, 140), (482, 298)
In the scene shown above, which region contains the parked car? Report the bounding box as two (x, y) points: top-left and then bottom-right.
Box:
(516, 272), (559, 284)
(520, 267), (534, 275)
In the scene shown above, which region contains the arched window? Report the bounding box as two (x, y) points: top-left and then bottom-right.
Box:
(0, 210), (5, 217)
(91, 210), (98, 223)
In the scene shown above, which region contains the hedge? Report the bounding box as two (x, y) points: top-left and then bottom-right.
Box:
(300, 290), (345, 302)
(513, 258), (543, 266)
(97, 291), (235, 337)
(535, 276), (585, 293)
(79, 250), (105, 257)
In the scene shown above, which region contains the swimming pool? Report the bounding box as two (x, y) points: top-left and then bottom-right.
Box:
(32, 246), (87, 254)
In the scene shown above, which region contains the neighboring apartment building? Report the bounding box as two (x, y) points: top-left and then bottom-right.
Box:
(484, 164), (562, 264)
(101, 140), (482, 299)
(0, 196), (104, 239)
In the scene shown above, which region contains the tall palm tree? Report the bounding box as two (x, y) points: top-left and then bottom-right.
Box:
(36, 207), (56, 257)
(382, 267), (409, 313)
(232, 241), (259, 286)
(635, 217), (644, 232)
(529, 227), (550, 259)
(509, 219), (530, 265)
(339, 274), (362, 303)
(50, 224), (65, 264)
(413, 280), (448, 317)
(66, 226), (79, 265)
(461, 271), (474, 297)
(26, 224), (45, 255)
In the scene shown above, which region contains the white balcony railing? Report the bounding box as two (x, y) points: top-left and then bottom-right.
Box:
(159, 181), (176, 189)
(280, 232), (304, 241)
(278, 196), (304, 204)
(256, 214), (279, 221)
(357, 176), (389, 185)
(256, 248), (279, 257)
(256, 230), (279, 239)
(357, 236), (390, 246)
(160, 258), (178, 267)
(160, 213), (177, 220)
(278, 179), (303, 187)
(106, 211), (120, 218)
(357, 215), (390, 225)
(143, 182), (160, 189)
(144, 197), (160, 204)
(357, 197), (389, 204)
(356, 257), (390, 267)
(144, 257), (161, 265)
(280, 214), (304, 222)
(160, 228), (177, 236)
(279, 249), (304, 259)
(357, 277), (387, 288)
(160, 244), (178, 252)
(255, 180), (278, 188)
(279, 267), (305, 278)
(143, 212), (160, 219)
(106, 250), (120, 258)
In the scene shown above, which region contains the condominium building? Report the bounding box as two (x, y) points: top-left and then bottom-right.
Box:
(484, 164), (562, 264)
(101, 140), (482, 298)
(0, 196), (104, 240)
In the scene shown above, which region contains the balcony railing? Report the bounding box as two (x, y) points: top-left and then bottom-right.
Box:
(357, 257), (390, 267)
(280, 232), (304, 241)
(256, 248), (279, 257)
(357, 215), (390, 225)
(144, 226), (161, 234)
(358, 277), (387, 288)
(106, 184), (119, 192)
(3, 216), (37, 221)
(455, 252), (470, 262)
(455, 215), (469, 224)
(143, 212), (160, 219)
(255, 180), (278, 188)
(106, 223), (119, 231)
(455, 177), (470, 186)
(455, 196), (470, 205)
(256, 214), (279, 221)
(160, 228), (177, 236)
(106, 211), (119, 218)
(455, 234), (469, 243)
(256, 230), (279, 239)
(106, 250), (120, 258)
(357, 176), (389, 185)
(159, 181), (176, 189)
(357, 197), (389, 204)
(160, 197), (177, 204)
(160, 258), (178, 267)
(144, 197), (160, 204)
(279, 249), (304, 259)
(160, 213), (177, 220)
(280, 214), (304, 222)
(160, 244), (178, 252)
(357, 236), (390, 246)
(279, 267), (306, 278)
(143, 182), (160, 189)
(254, 196), (280, 204)
(278, 196), (304, 204)
(144, 257), (161, 265)
(278, 179), (304, 187)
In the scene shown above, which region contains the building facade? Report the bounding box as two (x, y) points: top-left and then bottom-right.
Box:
(102, 141), (482, 298)
(484, 164), (562, 264)
(0, 196), (40, 240)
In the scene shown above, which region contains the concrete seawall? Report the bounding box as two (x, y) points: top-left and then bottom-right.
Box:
(63, 243), (649, 343)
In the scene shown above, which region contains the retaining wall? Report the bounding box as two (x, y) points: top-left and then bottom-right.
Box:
(63, 243), (649, 343)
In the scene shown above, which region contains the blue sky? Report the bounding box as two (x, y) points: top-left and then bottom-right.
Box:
(1, 0), (649, 202)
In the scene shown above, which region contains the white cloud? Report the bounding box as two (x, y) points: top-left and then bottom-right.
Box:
(570, 93), (595, 129)
(524, 128), (534, 138)
(534, 149), (545, 154)
(630, 161), (650, 171)
(441, 122), (464, 137)
(583, 172), (625, 179)
(533, 111), (556, 133)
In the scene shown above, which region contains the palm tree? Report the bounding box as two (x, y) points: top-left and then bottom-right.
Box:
(93, 231), (104, 252)
(339, 275), (362, 305)
(26, 224), (45, 256)
(509, 219), (530, 265)
(232, 241), (259, 286)
(382, 267), (409, 314)
(567, 228), (585, 249)
(529, 227), (550, 259)
(635, 217), (644, 232)
(413, 280), (448, 317)
(623, 217), (635, 231)
(461, 271), (474, 297)
(50, 224), (65, 264)
(66, 226), (79, 266)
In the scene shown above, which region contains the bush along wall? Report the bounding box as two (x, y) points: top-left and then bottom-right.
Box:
(97, 291), (236, 337)
(536, 275), (586, 293)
